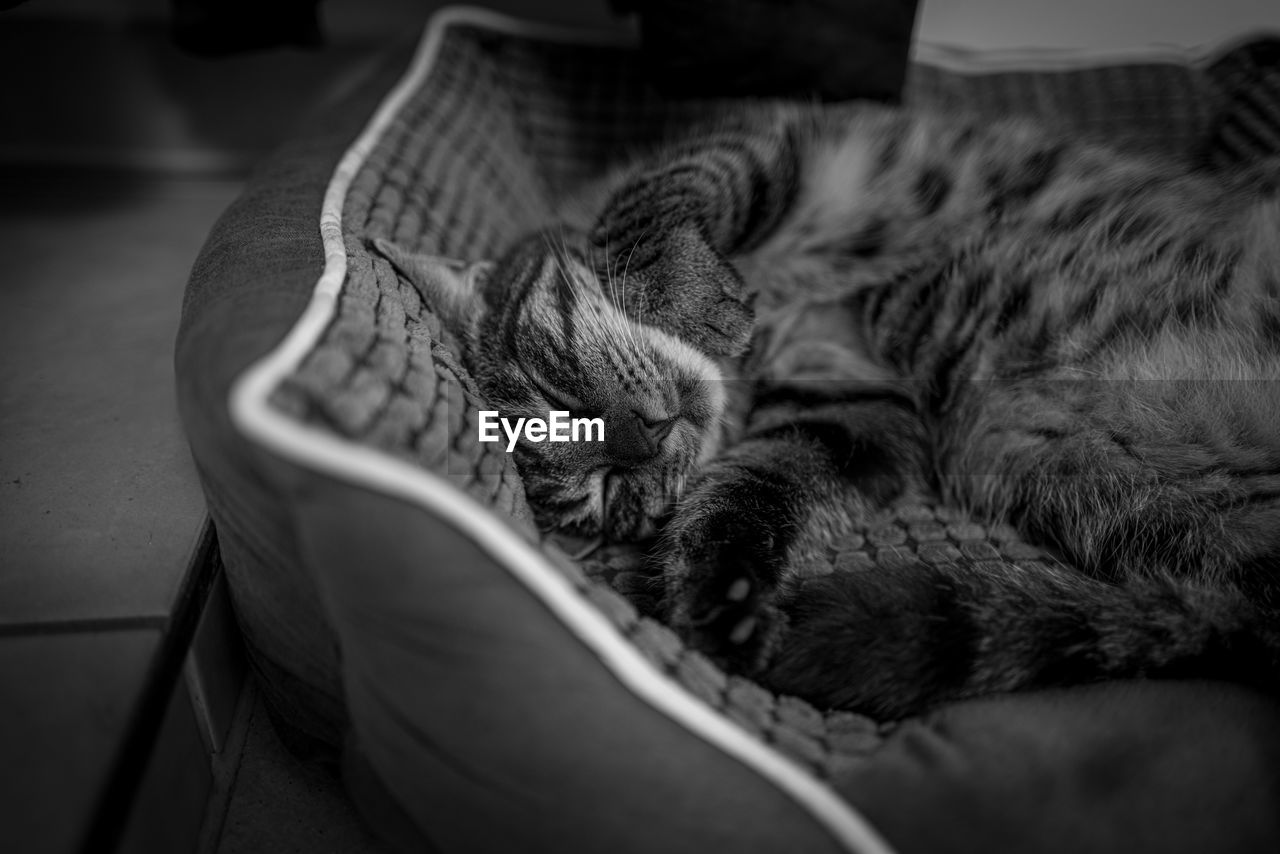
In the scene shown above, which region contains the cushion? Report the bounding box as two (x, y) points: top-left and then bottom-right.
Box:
(176, 7), (1280, 852)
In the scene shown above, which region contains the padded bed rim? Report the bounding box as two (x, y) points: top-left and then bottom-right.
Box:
(226, 5), (896, 854)
(910, 32), (1261, 72)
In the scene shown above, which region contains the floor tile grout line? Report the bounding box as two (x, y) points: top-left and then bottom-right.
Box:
(0, 615), (169, 638)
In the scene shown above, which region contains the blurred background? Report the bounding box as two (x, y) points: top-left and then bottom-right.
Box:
(0, 0), (615, 174)
(2, 0), (1277, 175)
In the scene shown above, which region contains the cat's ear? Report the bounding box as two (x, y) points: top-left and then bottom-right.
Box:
(370, 237), (492, 339)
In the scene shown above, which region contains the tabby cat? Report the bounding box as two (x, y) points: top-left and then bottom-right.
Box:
(376, 101), (1280, 720)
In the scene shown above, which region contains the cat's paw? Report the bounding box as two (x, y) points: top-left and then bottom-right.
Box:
(661, 504), (791, 671)
(591, 218), (755, 358)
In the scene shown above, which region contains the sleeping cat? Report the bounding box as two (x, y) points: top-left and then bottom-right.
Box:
(375, 101), (1280, 719)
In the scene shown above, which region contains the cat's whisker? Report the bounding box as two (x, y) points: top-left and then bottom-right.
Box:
(541, 230), (570, 283)
(597, 227), (632, 320)
(601, 230), (643, 352)
(619, 229), (649, 327)
(587, 259), (628, 347)
(549, 228), (624, 350)
(577, 229), (650, 364)
(549, 224), (638, 353)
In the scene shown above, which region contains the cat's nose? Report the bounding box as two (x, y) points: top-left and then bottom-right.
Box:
(640, 411), (677, 446)
(607, 410), (677, 465)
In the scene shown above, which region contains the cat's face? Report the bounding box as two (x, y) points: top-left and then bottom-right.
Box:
(410, 235), (726, 539)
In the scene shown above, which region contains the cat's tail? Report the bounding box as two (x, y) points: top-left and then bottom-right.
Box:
(763, 555), (1280, 719)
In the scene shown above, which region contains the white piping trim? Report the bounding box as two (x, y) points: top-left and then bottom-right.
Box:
(228, 6), (896, 854)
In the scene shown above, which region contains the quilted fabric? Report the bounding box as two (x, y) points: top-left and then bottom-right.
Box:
(260, 20), (1278, 781)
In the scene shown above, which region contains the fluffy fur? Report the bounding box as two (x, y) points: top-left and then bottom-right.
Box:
(378, 101), (1280, 719)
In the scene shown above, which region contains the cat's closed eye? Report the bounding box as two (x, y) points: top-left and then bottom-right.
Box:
(526, 369), (589, 415)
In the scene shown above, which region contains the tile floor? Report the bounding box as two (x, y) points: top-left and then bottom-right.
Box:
(0, 148), (390, 854)
(0, 167), (238, 854)
(202, 684), (381, 854)
(0, 6), (435, 851)
(0, 169), (229, 625)
(0, 630), (163, 854)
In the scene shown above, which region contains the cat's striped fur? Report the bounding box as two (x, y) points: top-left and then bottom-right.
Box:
(379, 102), (1280, 719)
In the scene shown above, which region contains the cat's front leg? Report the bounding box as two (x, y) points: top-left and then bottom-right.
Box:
(590, 115), (803, 357)
(601, 220), (756, 357)
(661, 390), (927, 673)
(660, 445), (810, 672)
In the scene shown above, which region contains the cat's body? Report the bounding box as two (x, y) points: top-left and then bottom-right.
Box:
(378, 101), (1280, 719)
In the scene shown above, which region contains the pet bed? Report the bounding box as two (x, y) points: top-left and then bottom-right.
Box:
(176, 7), (1280, 853)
